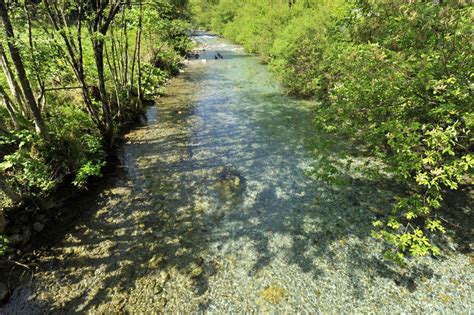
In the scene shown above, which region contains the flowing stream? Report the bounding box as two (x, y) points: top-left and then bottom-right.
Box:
(3, 33), (472, 313)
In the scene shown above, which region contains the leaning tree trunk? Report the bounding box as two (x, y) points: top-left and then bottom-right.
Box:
(0, 43), (26, 117)
(0, 0), (49, 140)
(0, 84), (19, 129)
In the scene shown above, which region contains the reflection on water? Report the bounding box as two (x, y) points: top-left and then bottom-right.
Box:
(3, 34), (472, 314)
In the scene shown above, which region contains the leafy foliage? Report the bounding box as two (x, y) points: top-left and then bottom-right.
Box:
(141, 64), (169, 98)
(0, 130), (57, 197)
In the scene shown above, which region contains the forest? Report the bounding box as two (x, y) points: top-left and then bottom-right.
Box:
(0, 0), (472, 312)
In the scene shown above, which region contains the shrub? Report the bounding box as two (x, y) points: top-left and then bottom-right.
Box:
(141, 63), (169, 98)
(152, 48), (182, 76)
(0, 129), (57, 199)
(0, 103), (106, 201)
(316, 1), (473, 263)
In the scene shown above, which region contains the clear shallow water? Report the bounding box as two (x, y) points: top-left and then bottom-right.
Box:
(4, 34), (472, 313)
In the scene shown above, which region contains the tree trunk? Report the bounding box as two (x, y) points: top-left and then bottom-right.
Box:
(43, 0), (102, 129)
(87, 1), (127, 148)
(0, 43), (26, 116)
(130, 30), (138, 96)
(0, 0), (49, 140)
(122, 10), (129, 92)
(105, 39), (122, 116)
(136, 0), (143, 105)
(92, 40), (114, 146)
(0, 84), (19, 129)
(24, 3), (47, 112)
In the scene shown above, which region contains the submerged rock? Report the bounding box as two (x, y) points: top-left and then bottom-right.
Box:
(188, 263), (203, 279)
(261, 285), (287, 304)
(147, 255), (165, 269)
(216, 168), (246, 201)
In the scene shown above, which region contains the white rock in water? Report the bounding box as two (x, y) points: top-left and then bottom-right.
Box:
(201, 59), (207, 63)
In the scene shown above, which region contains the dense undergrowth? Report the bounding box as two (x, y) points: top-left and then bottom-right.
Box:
(193, 0), (473, 264)
(0, 0), (194, 256)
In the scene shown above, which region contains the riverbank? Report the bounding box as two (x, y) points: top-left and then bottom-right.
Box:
(0, 102), (152, 301)
(0, 33), (200, 305)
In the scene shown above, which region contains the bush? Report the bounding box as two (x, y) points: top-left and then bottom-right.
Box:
(320, 1), (473, 263)
(47, 104), (106, 188)
(152, 48), (182, 76)
(0, 103), (106, 200)
(0, 129), (57, 199)
(141, 63), (169, 98)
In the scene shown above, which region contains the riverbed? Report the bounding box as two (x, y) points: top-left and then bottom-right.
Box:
(3, 33), (472, 313)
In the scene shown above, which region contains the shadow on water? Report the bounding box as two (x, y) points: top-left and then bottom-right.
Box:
(4, 33), (472, 313)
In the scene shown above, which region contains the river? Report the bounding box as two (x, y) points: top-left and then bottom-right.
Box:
(3, 33), (472, 313)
